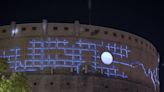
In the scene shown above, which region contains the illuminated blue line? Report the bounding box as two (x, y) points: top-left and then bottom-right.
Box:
(0, 38), (158, 91)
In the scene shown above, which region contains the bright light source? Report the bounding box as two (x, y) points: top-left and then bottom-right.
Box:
(101, 51), (113, 65)
(12, 28), (18, 36)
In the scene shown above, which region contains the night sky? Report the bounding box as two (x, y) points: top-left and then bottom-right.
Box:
(0, 0), (164, 91)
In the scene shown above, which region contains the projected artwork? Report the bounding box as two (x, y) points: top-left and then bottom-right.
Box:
(101, 51), (113, 65)
(0, 37), (159, 90)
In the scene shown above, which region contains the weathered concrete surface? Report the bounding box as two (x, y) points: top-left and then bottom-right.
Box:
(28, 74), (154, 92)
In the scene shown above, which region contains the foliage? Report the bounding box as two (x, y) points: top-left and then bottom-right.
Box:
(0, 76), (12, 92)
(0, 58), (31, 92)
(0, 73), (31, 92)
(0, 58), (9, 74)
(10, 72), (31, 92)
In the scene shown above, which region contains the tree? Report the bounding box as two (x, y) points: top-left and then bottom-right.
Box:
(0, 75), (12, 92)
(9, 72), (31, 92)
(0, 58), (31, 92)
(0, 58), (9, 75)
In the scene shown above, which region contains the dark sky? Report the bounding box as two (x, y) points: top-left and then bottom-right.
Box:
(0, 0), (164, 91)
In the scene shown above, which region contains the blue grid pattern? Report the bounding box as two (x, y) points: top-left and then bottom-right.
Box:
(0, 38), (129, 77)
(0, 37), (159, 91)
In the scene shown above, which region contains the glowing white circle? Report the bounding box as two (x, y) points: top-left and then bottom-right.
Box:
(101, 52), (113, 65)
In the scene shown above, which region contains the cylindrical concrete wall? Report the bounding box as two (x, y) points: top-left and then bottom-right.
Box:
(0, 20), (159, 92)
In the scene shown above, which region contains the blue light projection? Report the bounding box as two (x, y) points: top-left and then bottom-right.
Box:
(130, 61), (159, 91)
(0, 37), (159, 91)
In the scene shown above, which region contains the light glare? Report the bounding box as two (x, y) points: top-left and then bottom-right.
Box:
(12, 28), (18, 36)
(101, 52), (113, 65)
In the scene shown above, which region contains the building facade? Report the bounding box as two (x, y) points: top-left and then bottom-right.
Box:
(0, 20), (160, 92)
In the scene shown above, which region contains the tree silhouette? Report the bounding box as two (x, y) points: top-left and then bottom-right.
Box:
(0, 58), (9, 75)
(0, 58), (31, 92)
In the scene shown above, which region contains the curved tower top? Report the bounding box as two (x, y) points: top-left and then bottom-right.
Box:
(0, 20), (160, 92)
